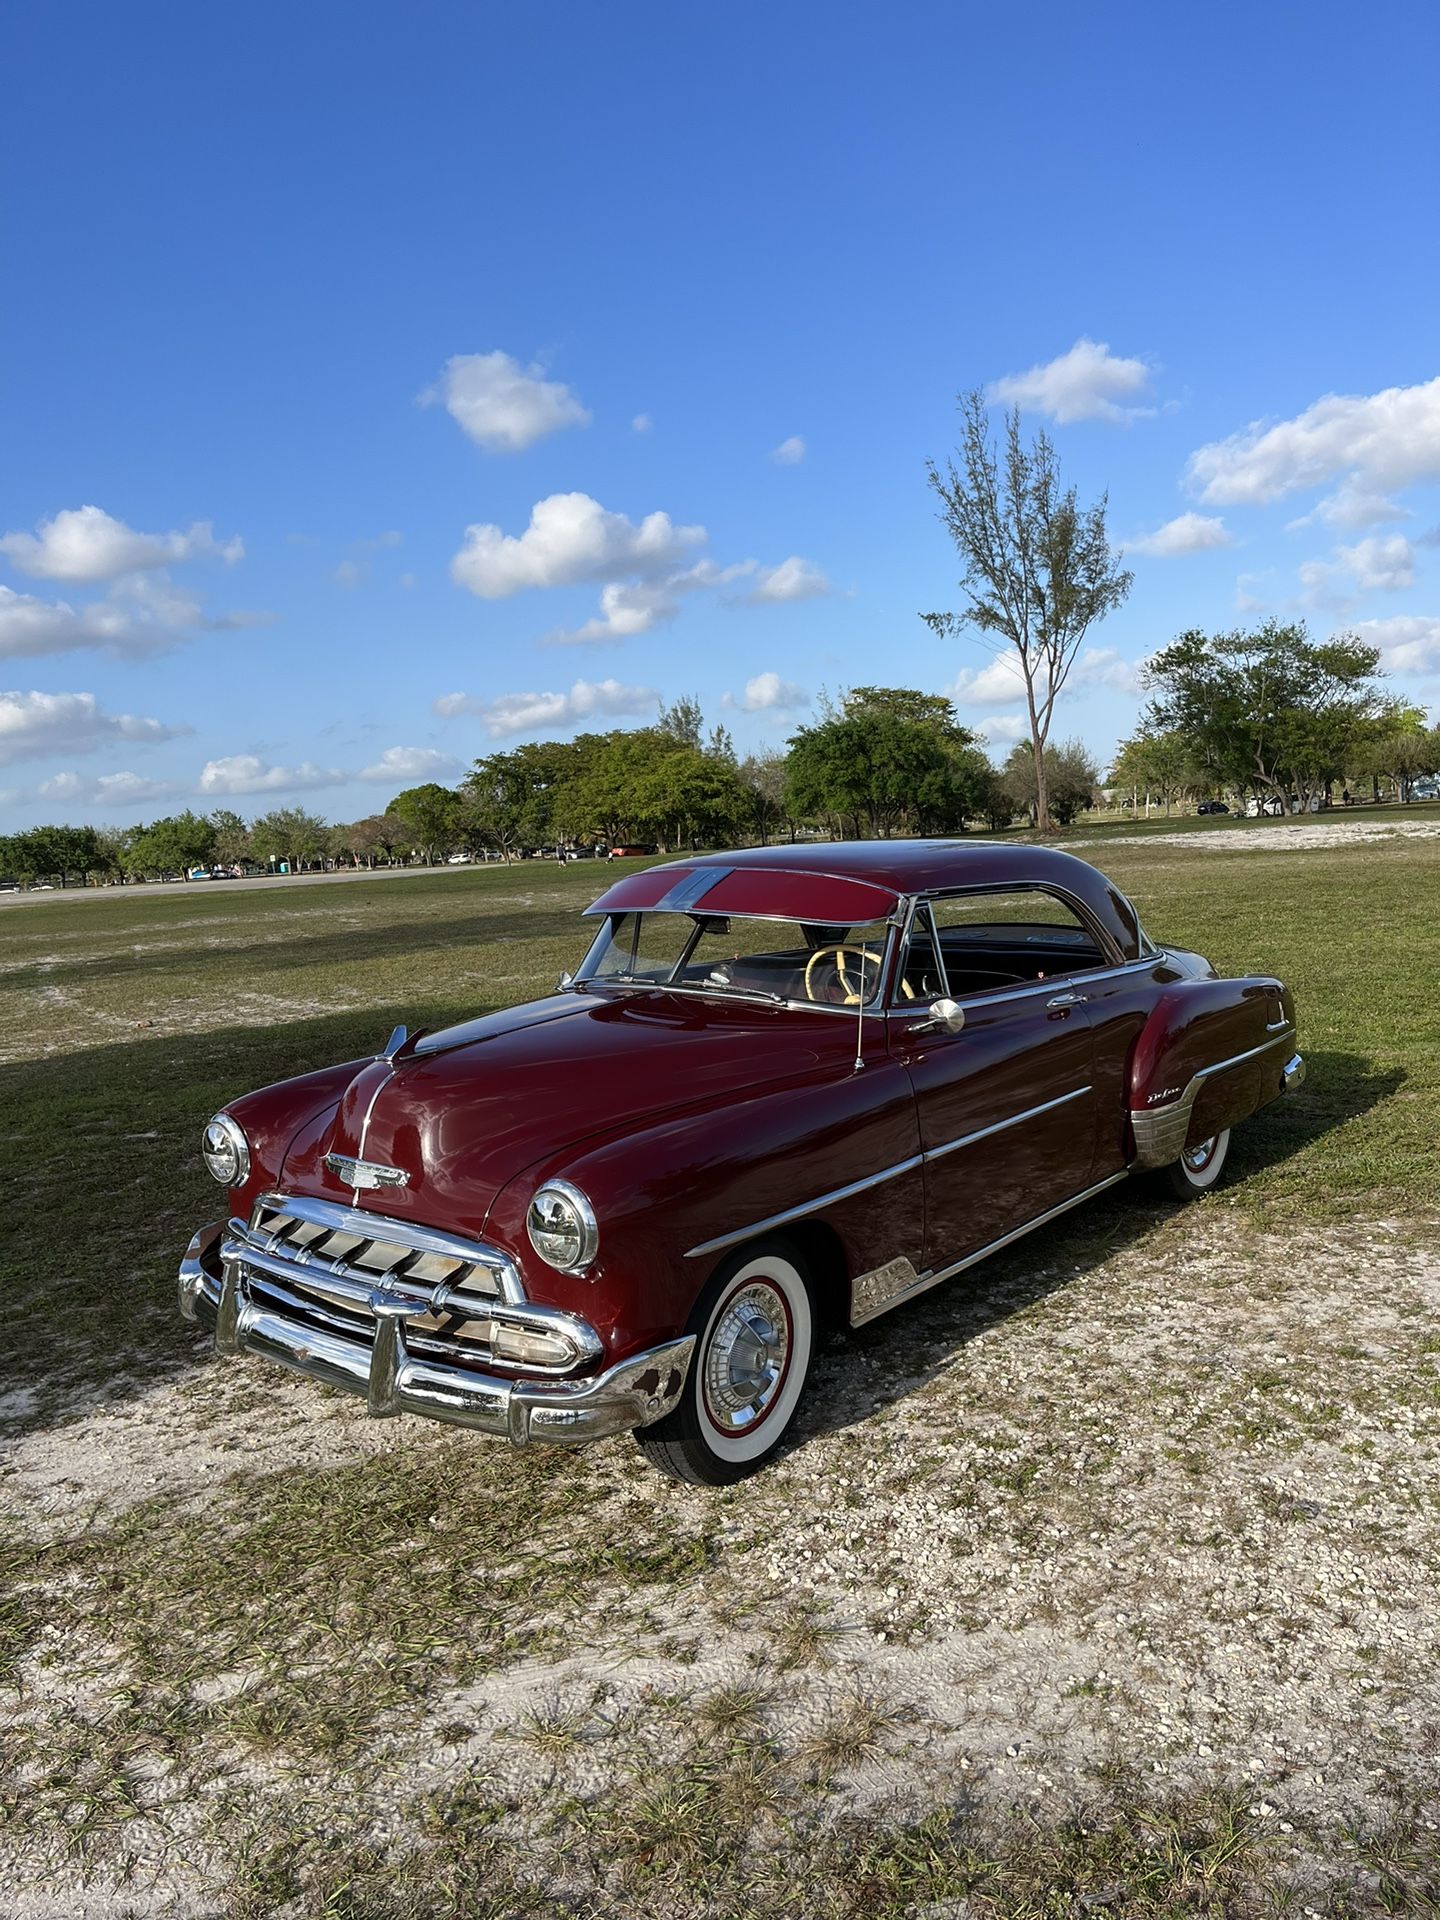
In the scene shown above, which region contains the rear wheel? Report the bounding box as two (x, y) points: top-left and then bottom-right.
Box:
(635, 1239), (814, 1486)
(1164, 1127), (1230, 1199)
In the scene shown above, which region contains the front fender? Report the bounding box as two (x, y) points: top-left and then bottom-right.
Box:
(483, 1054), (925, 1361)
(1128, 977), (1295, 1167)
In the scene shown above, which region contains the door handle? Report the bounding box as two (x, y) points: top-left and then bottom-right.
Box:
(1046, 991), (1088, 1009)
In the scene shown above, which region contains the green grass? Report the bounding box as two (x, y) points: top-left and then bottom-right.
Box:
(4, 834), (1440, 1915)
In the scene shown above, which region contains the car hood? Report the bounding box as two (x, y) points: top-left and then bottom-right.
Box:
(283, 990), (840, 1239)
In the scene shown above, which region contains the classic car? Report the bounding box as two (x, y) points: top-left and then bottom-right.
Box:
(178, 841), (1303, 1484)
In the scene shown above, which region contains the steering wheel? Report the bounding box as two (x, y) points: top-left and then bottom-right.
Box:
(803, 945), (913, 1006)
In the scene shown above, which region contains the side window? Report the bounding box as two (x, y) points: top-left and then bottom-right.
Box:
(896, 904), (944, 1002)
(928, 889), (1107, 996)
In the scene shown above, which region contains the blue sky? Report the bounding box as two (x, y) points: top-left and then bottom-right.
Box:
(4, 0), (1439, 827)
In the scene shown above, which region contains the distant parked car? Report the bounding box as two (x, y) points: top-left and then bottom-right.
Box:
(179, 840), (1303, 1485)
(1196, 801), (1230, 816)
(608, 845), (653, 859)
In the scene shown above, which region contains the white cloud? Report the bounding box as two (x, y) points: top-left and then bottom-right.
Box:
(771, 436), (806, 465)
(36, 769), (183, 808)
(747, 556), (829, 603)
(399, 572), (417, 590)
(733, 672), (808, 713)
(0, 689), (187, 766)
(1069, 646), (1145, 693)
(197, 755), (344, 796)
(434, 677), (657, 740)
(547, 577), (688, 645)
(988, 338), (1153, 425)
(1352, 615), (1440, 676)
(1187, 375), (1440, 506)
(1287, 483), (1410, 532)
(358, 745), (460, 783)
(332, 559), (364, 590)
(1128, 512), (1233, 557)
(419, 351), (590, 453)
(949, 655), (1029, 705)
(950, 644), (1141, 709)
(451, 492), (705, 599)
(980, 714), (1030, 745)
(0, 505), (242, 582)
(0, 576), (271, 662)
(1335, 533), (1416, 591)
(1300, 533), (1416, 607)
(632, 413), (653, 434)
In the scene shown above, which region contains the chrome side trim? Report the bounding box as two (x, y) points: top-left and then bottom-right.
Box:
(849, 1171), (1131, 1326)
(683, 1086), (1095, 1261)
(1130, 1029), (1296, 1169)
(923, 1085), (1091, 1163)
(885, 955), (1157, 1018)
(1283, 1052), (1305, 1094)
(683, 1154), (924, 1260)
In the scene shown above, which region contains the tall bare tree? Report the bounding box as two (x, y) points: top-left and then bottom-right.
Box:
(923, 393), (1132, 830)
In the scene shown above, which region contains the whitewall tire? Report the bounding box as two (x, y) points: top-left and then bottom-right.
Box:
(635, 1239), (815, 1486)
(1165, 1127), (1231, 1199)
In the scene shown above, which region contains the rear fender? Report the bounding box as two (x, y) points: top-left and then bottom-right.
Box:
(1128, 978), (1295, 1168)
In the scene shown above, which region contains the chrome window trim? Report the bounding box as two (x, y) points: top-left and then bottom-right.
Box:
(922, 1084), (1092, 1162)
(576, 909), (904, 1017)
(684, 1152), (925, 1259)
(884, 953), (1158, 1018)
(886, 881), (1141, 1013)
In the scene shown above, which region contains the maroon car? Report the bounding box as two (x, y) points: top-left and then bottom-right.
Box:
(179, 842), (1302, 1484)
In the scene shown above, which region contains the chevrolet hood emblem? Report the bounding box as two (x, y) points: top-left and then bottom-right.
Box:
(325, 1152), (410, 1191)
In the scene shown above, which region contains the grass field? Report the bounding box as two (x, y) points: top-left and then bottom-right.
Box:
(3, 824), (1440, 1916)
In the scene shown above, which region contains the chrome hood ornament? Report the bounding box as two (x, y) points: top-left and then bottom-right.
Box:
(325, 1152), (410, 1191)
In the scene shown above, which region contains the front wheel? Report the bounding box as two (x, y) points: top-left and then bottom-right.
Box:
(1164, 1127), (1231, 1199)
(635, 1239), (814, 1486)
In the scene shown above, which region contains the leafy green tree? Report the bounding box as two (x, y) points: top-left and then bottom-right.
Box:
(6, 824), (104, 885)
(1109, 727), (1205, 816)
(208, 808), (252, 867)
(388, 783), (462, 864)
(464, 739), (590, 857)
(657, 694), (704, 749)
(785, 686), (989, 837)
(924, 394), (1132, 830)
(249, 807), (330, 871)
(1002, 738), (1099, 827)
(125, 812), (217, 879)
(1142, 620), (1387, 809)
(738, 750), (790, 844)
(1349, 707), (1440, 803)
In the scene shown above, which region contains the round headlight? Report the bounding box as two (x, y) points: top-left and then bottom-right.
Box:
(526, 1179), (599, 1273)
(202, 1113), (250, 1188)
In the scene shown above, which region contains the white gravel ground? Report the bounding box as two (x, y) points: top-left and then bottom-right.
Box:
(5, 1205), (1440, 1916)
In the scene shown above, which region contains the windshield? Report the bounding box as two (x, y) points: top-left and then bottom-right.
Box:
(576, 911), (892, 1007)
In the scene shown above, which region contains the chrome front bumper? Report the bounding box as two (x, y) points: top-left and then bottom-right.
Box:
(178, 1223), (693, 1446)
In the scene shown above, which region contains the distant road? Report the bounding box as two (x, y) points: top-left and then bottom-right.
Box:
(0, 862), (536, 909)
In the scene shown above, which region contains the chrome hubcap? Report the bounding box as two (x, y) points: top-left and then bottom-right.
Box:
(1183, 1136), (1217, 1173)
(703, 1281), (790, 1432)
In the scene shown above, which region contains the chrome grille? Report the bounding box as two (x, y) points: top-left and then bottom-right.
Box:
(225, 1192), (598, 1376)
(244, 1194), (507, 1358)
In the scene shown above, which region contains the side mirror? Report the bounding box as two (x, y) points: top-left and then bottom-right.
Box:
(913, 996), (965, 1035)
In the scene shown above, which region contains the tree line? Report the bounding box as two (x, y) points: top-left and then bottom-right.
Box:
(3, 633), (1431, 888)
(1112, 620), (1440, 814)
(1, 689), (1102, 886)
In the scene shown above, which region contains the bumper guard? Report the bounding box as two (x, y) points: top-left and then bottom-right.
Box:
(178, 1223), (693, 1446)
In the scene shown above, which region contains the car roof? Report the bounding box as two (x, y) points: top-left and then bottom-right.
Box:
(586, 839), (1144, 961)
